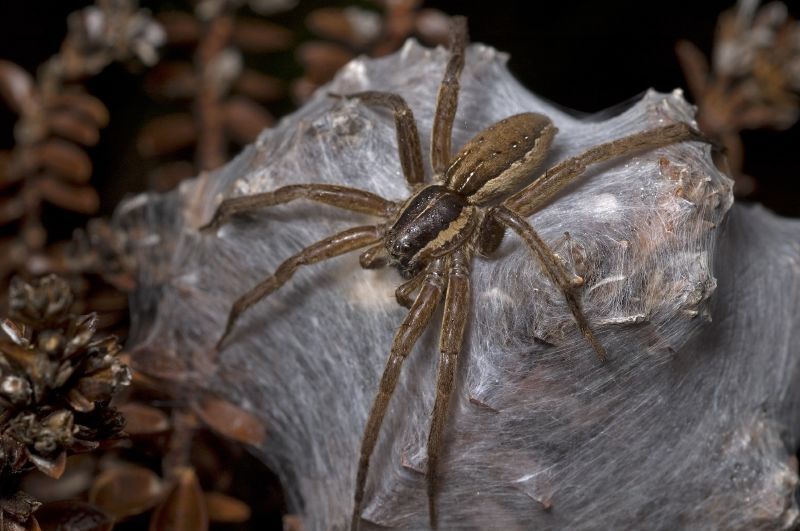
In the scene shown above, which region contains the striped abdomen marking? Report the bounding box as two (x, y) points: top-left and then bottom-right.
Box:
(444, 113), (556, 205)
(386, 185), (475, 276)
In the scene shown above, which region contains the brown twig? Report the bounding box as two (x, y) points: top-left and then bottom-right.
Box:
(196, 12), (236, 170)
(141, 2), (289, 190)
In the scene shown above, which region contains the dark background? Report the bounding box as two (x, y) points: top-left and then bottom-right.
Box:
(0, 0), (798, 217)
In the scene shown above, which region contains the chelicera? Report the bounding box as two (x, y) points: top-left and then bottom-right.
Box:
(203, 16), (706, 530)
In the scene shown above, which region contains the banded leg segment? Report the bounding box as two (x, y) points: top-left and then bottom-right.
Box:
(358, 243), (389, 269)
(395, 270), (426, 308)
(430, 16), (468, 175)
(334, 91), (426, 189)
(505, 122), (707, 216)
(426, 249), (471, 529)
(201, 184), (396, 232)
(492, 206), (606, 360)
(217, 225), (383, 349)
(351, 259), (446, 531)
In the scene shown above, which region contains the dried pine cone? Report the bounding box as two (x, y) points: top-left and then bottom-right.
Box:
(0, 275), (130, 480)
(0, 490), (41, 531)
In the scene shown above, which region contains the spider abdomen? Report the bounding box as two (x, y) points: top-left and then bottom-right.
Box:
(386, 185), (474, 277)
(444, 112), (556, 205)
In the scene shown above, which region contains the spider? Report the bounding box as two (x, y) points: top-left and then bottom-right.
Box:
(202, 16), (706, 530)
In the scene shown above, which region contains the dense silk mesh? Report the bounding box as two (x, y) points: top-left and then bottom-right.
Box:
(114, 40), (800, 530)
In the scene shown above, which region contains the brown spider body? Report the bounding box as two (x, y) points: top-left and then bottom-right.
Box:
(445, 113), (556, 204)
(203, 16), (706, 530)
(384, 184), (470, 277)
(384, 113), (556, 278)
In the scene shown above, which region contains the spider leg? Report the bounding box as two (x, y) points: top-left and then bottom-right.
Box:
(426, 249), (470, 529)
(216, 225), (383, 350)
(430, 16), (468, 175)
(491, 206), (606, 361)
(331, 91), (426, 189)
(359, 243), (389, 269)
(505, 122), (708, 216)
(351, 258), (447, 531)
(395, 269), (427, 308)
(200, 184), (396, 232)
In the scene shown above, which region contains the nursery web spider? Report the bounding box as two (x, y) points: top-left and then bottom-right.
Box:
(203, 16), (706, 530)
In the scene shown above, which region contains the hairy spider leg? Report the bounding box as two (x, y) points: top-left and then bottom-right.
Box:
(395, 269), (427, 308)
(359, 243), (390, 269)
(200, 184), (396, 232)
(431, 16), (467, 175)
(426, 249), (471, 529)
(353, 17), (468, 526)
(332, 91), (426, 189)
(505, 122), (708, 216)
(216, 225), (383, 350)
(492, 206), (606, 360)
(351, 258), (447, 531)
(486, 123), (709, 360)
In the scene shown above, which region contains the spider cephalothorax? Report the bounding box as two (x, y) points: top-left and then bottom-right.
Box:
(385, 184), (470, 277)
(202, 16), (705, 530)
(382, 112), (555, 279)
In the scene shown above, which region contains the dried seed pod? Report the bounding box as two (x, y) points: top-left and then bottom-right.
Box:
(89, 464), (163, 520)
(246, 0), (298, 16)
(0, 491), (41, 531)
(33, 140), (93, 183)
(45, 93), (109, 129)
(232, 69), (285, 103)
(149, 467), (208, 531)
(47, 110), (101, 146)
(7, 275), (73, 326)
(203, 492), (250, 524)
(32, 500), (112, 531)
(0, 61), (38, 116)
(37, 177), (99, 215)
(289, 77), (318, 104)
(282, 514), (303, 531)
(27, 451), (66, 479)
(0, 197), (26, 226)
(0, 151), (15, 186)
(192, 395), (265, 447)
(136, 114), (197, 158)
(222, 97), (273, 145)
(144, 62), (197, 101)
(67, 218), (136, 292)
(158, 11), (202, 47)
(296, 42), (353, 84)
(306, 7), (382, 49)
(232, 18), (293, 53)
(414, 8), (452, 45)
(0, 276), (129, 478)
(146, 161), (196, 193)
(118, 403), (170, 436)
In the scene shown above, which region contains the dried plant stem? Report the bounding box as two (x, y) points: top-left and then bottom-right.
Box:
(5, 53), (102, 281)
(163, 410), (198, 479)
(196, 13), (235, 170)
